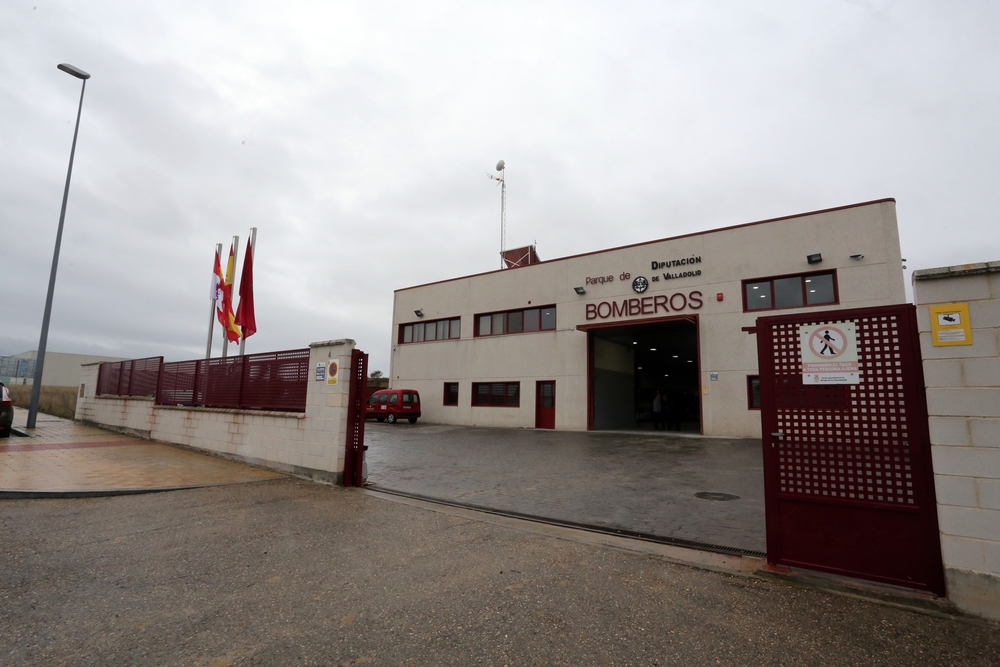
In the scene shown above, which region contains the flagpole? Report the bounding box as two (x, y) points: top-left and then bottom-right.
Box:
(206, 243), (221, 359)
(239, 226), (257, 356)
(222, 235), (239, 358)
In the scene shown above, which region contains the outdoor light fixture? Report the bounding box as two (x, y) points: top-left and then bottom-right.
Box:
(650, 348), (657, 351)
(672, 355), (678, 358)
(807, 253), (823, 264)
(850, 254), (864, 260)
(414, 309), (424, 317)
(574, 286), (586, 295)
(28, 63), (91, 430)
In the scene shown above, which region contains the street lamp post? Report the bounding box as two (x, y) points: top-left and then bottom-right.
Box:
(26, 63), (91, 429)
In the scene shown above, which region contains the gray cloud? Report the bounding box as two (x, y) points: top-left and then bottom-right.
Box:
(2, 0), (998, 376)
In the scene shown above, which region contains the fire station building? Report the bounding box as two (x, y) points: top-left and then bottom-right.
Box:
(389, 198), (906, 438)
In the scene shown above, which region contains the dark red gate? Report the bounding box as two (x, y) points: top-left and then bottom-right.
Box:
(343, 348), (368, 487)
(756, 304), (944, 594)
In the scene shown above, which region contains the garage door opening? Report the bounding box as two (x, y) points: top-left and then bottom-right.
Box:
(586, 316), (701, 433)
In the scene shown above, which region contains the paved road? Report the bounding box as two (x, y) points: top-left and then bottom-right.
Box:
(1, 479), (996, 666)
(365, 423), (766, 553)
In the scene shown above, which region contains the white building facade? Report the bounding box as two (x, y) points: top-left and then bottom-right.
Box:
(390, 199), (906, 438)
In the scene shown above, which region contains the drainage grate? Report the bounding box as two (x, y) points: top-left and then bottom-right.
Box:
(695, 492), (740, 501)
(369, 486), (767, 559)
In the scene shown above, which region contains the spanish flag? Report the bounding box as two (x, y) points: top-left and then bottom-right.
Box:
(214, 245), (241, 343)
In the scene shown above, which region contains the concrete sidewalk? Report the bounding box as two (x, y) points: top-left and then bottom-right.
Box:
(0, 408), (283, 496)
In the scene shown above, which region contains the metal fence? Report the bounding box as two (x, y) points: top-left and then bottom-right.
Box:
(96, 349), (311, 413)
(96, 357), (164, 397)
(156, 348), (311, 412)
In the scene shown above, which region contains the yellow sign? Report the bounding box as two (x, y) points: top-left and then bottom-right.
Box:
(327, 360), (340, 385)
(929, 303), (972, 346)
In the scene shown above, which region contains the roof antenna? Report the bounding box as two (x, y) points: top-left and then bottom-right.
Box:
(487, 160), (506, 268)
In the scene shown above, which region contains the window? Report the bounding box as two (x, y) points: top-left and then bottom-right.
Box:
(472, 382), (520, 407)
(743, 271), (837, 312)
(379, 393), (389, 405)
(366, 394), (379, 405)
(402, 391), (417, 404)
(389, 393), (398, 405)
(400, 317), (461, 344)
(747, 376), (761, 410)
(474, 305), (556, 337)
(443, 382), (459, 406)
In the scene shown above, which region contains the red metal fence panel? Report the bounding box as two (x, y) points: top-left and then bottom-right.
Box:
(101, 349), (309, 412)
(96, 357), (164, 397)
(156, 360), (199, 406)
(240, 349), (311, 412)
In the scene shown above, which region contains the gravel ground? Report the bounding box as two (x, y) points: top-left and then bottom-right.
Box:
(1, 478), (996, 666)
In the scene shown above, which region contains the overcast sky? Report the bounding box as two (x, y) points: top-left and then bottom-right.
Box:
(3, 0), (998, 374)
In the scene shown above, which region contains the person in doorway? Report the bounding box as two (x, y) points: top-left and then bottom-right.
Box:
(652, 390), (665, 431)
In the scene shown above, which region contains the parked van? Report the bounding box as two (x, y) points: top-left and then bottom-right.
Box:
(365, 388), (421, 424)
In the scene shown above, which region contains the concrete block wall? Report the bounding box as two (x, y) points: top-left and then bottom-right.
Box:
(75, 340), (358, 485)
(914, 261), (1000, 621)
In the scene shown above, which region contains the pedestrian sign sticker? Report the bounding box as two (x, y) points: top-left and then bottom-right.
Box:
(929, 302), (972, 346)
(799, 323), (859, 385)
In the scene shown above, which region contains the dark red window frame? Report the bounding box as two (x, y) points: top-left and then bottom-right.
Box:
(443, 382), (459, 406)
(747, 375), (761, 410)
(471, 382), (520, 407)
(398, 317), (462, 344)
(741, 269), (839, 313)
(474, 305), (556, 337)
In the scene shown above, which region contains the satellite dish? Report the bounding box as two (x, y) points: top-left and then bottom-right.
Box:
(496, 160), (505, 171)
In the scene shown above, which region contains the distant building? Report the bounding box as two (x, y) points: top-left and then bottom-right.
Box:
(1, 351), (127, 387)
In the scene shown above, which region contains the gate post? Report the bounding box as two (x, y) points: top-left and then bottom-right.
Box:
(343, 348), (368, 487)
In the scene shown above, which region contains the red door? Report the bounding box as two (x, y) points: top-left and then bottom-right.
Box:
(756, 304), (944, 594)
(535, 381), (555, 429)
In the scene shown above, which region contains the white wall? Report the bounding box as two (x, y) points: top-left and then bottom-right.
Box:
(11, 350), (127, 387)
(914, 261), (1000, 621)
(75, 340), (359, 485)
(391, 199), (906, 437)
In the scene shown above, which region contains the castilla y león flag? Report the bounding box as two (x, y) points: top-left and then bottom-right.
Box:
(234, 238), (256, 339)
(213, 245), (242, 343)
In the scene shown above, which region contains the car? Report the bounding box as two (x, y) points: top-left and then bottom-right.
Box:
(365, 388), (421, 424)
(0, 382), (13, 438)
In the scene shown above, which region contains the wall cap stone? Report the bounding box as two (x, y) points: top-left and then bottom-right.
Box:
(155, 405), (305, 418)
(309, 339), (356, 348)
(94, 395), (155, 401)
(913, 261), (1000, 282)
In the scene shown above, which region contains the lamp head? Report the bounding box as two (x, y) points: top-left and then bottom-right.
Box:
(57, 63), (91, 80)
(496, 160), (505, 172)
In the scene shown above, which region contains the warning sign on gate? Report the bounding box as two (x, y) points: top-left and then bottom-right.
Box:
(799, 323), (859, 385)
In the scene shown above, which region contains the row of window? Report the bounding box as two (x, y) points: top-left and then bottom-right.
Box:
(400, 318), (461, 344)
(399, 306), (557, 344)
(400, 271), (836, 346)
(444, 378), (761, 410)
(743, 270), (837, 312)
(444, 381), (521, 407)
(476, 306), (556, 337)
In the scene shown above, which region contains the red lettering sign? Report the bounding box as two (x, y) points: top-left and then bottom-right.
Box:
(585, 290), (704, 321)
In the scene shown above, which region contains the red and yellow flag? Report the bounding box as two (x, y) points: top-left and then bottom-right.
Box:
(213, 245), (241, 343)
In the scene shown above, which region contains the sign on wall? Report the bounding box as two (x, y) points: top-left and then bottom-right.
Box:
(799, 323), (859, 385)
(929, 302), (972, 346)
(327, 360), (339, 385)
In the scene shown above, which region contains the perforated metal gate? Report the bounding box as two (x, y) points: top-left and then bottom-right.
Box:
(756, 304), (945, 594)
(343, 348), (368, 487)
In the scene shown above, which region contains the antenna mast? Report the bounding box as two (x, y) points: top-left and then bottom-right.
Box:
(489, 159), (506, 268)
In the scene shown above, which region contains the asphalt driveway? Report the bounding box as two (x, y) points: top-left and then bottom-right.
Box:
(364, 423), (766, 554)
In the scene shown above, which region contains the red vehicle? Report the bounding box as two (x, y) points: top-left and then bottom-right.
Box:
(365, 388), (421, 424)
